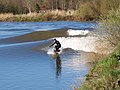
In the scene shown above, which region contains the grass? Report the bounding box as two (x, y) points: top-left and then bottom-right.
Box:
(0, 13), (14, 21)
(0, 10), (78, 22)
(0, 9), (97, 22)
(77, 43), (120, 90)
(76, 7), (120, 90)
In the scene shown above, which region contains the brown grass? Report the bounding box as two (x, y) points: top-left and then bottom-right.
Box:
(81, 52), (107, 64)
(0, 13), (14, 21)
(0, 10), (77, 22)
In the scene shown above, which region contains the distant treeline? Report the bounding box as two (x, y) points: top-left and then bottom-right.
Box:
(0, 0), (120, 21)
(0, 0), (83, 14)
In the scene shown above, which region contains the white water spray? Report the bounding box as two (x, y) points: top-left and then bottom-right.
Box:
(67, 29), (90, 36)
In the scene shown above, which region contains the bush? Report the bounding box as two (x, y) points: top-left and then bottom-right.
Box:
(75, 2), (98, 21)
(78, 43), (120, 90)
(96, 6), (120, 48)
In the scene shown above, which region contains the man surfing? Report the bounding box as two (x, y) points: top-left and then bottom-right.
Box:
(50, 39), (61, 52)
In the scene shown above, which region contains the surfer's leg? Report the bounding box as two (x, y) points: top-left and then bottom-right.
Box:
(56, 46), (60, 52)
(54, 46), (58, 52)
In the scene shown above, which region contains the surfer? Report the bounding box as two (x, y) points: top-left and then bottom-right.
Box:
(50, 39), (61, 52)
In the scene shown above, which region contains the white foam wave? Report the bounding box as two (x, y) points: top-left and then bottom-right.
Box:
(47, 47), (62, 55)
(67, 29), (90, 36)
(55, 36), (97, 53)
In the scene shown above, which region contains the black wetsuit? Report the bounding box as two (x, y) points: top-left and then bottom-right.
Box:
(50, 40), (61, 52)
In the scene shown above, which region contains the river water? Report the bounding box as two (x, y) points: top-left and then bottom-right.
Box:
(0, 21), (96, 90)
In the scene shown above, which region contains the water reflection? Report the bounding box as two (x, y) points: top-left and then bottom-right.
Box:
(56, 56), (62, 78)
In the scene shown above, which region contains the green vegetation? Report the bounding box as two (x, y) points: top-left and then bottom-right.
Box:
(77, 43), (120, 90)
(77, 5), (120, 90)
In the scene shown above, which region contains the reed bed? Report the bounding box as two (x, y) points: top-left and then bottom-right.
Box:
(0, 10), (77, 22)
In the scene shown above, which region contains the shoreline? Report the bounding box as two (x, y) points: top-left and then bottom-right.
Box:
(0, 12), (96, 22)
(77, 43), (120, 90)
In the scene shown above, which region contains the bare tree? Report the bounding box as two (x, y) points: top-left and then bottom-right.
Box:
(52, 0), (54, 10)
(23, 0), (33, 13)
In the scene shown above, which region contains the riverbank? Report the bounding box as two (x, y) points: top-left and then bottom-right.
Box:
(77, 43), (120, 90)
(0, 13), (73, 22)
(0, 11), (95, 22)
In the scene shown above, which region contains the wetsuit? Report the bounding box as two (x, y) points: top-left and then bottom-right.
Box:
(50, 39), (61, 52)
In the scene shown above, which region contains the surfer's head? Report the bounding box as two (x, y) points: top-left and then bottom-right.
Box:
(54, 39), (57, 41)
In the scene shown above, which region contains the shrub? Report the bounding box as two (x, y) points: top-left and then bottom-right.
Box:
(75, 2), (98, 21)
(78, 43), (120, 90)
(96, 6), (120, 48)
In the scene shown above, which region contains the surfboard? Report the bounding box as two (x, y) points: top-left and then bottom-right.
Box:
(52, 51), (59, 59)
(47, 48), (62, 59)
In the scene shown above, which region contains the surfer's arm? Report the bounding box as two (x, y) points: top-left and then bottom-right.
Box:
(50, 42), (55, 47)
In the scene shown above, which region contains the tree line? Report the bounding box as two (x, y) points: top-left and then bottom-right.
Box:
(0, 0), (119, 21)
(0, 0), (84, 14)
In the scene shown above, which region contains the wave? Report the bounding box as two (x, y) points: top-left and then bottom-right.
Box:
(0, 29), (90, 44)
(0, 28), (98, 53)
(37, 36), (97, 53)
(67, 29), (90, 36)
(0, 29), (68, 44)
(55, 36), (97, 53)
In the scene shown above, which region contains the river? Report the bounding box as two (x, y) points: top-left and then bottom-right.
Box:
(0, 21), (96, 90)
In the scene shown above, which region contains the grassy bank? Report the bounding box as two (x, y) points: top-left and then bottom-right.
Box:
(0, 10), (96, 22)
(0, 13), (74, 22)
(77, 43), (120, 90)
(0, 11), (74, 22)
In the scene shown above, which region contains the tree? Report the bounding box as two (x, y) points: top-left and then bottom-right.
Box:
(36, 3), (40, 13)
(23, 0), (34, 13)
